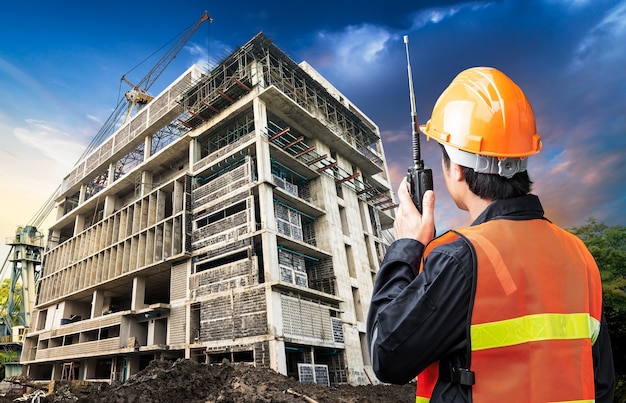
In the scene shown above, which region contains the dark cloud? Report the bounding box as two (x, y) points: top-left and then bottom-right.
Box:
(292, 0), (626, 230)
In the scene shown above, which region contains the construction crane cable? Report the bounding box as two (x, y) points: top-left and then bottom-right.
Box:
(0, 246), (13, 279)
(67, 12), (210, 167)
(82, 97), (128, 155)
(123, 26), (182, 79)
(16, 11), (211, 238)
(28, 185), (61, 229)
(133, 11), (211, 93)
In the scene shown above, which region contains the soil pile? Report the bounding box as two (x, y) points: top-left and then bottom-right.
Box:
(3, 359), (415, 402)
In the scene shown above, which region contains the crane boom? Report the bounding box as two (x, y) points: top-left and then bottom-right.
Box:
(90, 10), (213, 152)
(132, 11), (211, 93)
(121, 11), (212, 123)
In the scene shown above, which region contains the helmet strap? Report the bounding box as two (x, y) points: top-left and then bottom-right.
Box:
(443, 145), (527, 178)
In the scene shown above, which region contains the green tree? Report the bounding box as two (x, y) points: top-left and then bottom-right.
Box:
(570, 218), (626, 400)
(0, 278), (16, 380)
(0, 278), (22, 323)
(0, 278), (11, 318)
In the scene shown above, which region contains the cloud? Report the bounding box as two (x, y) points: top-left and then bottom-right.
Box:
(513, 0), (626, 228)
(186, 42), (211, 69)
(0, 57), (49, 95)
(410, 6), (463, 28)
(410, 1), (496, 29)
(572, 0), (626, 67)
(86, 114), (102, 125)
(307, 24), (394, 82)
(13, 119), (86, 165)
(0, 117), (85, 260)
(0, 57), (68, 118)
(532, 132), (626, 228)
(545, 0), (592, 7)
(381, 128), (410, 145)
(186, 38), (234, 71)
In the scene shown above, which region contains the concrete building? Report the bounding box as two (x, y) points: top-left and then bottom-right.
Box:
(20, 33), (395, 386)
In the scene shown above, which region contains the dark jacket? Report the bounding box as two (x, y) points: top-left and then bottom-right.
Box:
(366, 194), (615, 402)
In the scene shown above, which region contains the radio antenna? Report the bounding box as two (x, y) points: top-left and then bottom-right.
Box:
(404, 35), (423, 169)
(403, 35), (433, 214)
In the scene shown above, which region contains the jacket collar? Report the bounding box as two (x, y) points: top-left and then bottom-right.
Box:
(471, 194), (545, 226)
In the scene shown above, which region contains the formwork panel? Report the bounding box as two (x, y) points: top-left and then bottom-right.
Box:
(199, 287), (267, 341)
(170, 263), (187, 300)
(193, 162), (252, 206)
(280, 294), (341, 344)
(192, 256), (257, 296)
(169, 305), (186, 345)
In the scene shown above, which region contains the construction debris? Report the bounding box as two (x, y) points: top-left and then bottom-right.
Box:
(0, 359), (414, 402)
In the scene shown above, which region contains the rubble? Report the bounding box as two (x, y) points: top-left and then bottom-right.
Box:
(1, 359), (414, 402)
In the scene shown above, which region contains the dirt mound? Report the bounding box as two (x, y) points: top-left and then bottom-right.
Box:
(5, 359), (414, 402)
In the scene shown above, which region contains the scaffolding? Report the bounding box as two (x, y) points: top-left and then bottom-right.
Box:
(178, 32), (395, 212)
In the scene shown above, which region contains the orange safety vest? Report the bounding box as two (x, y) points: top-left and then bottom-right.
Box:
(415, 219), (602, 403)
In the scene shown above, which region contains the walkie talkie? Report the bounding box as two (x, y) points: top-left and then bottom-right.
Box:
(404, 35), (433, 214)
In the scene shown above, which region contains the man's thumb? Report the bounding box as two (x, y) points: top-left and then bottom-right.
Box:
(422, 190), (435, 223)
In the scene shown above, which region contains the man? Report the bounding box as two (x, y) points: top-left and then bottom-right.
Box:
(366, 67), (614, 402)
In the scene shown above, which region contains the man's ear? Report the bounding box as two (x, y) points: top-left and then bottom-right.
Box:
(453, 163), (465, 182)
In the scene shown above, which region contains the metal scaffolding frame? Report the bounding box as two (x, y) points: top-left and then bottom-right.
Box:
(178, 32), (395, 212)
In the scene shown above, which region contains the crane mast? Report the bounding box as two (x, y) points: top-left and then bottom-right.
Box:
(0, 226), (43, 377)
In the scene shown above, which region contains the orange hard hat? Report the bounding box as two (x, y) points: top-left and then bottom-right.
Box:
(422, 67), (542, 162)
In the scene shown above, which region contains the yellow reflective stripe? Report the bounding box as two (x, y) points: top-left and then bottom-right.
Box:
(590, 315), (601, 346)
(471, 313), (597, 351)
(415, 397), (430, 403)
(548, 400), (594, 403)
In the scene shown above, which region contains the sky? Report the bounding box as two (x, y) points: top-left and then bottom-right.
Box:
(1, 0), (625, 266)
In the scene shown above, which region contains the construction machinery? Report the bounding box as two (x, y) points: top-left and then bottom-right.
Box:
(0, 226), (43, 377)
(0, 11), (211, 379)
(120, 10), (211, 124)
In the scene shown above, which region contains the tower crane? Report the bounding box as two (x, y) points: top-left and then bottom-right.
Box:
(0, 10), (212, 378)
(86, 10), (212, 157)
(121, 10), (212, 123)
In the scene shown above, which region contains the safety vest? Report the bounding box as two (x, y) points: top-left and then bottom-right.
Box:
(415, 219), (602, 403)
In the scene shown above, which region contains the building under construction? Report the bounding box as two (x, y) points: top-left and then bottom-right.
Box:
(20, 32), (395, 386)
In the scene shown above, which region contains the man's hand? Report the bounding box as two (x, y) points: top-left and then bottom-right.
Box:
(394, 177), (435, 245)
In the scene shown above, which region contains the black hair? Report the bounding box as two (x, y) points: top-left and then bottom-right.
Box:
(440, 144), (532, 200)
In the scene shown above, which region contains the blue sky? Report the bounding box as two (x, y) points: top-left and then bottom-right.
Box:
(1, 0), (625, 263)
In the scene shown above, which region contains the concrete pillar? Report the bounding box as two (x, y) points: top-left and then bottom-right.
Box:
(74, 214), (85, 235)
(52, 362), (62, 380)
(144, 135), (153, 160)
(127, 355), (141, 378)
(57, 199), (66, 220)
(253, 97), (270, 182)
(190, 137), (200, 165)
(107, 162), (116, 186)
(251, 60), (266, 87)
(173, 178), (184, 214)
(253, 98), (278, 280)
(131, 276), (147, 311)
(268, 291), (287, 375)
(91, 289), (105, 318)
(84, 358), (96, 379)
(147, 319), (156, 345)
(104, 194), (117, 218)
(141, 171), (153, 196)
(147, 318), (167, 345)
(79, 183), (87, 204)
(252, 97), (286, 374)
